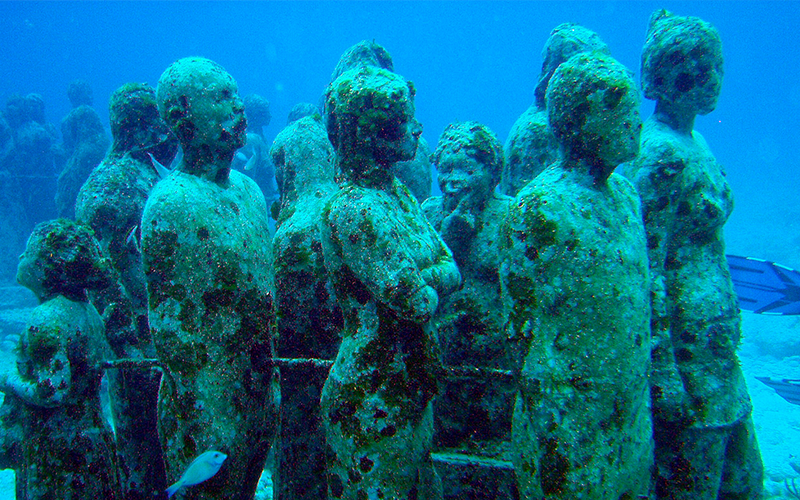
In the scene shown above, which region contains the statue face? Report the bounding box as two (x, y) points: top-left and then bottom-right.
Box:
(438, 151), (494, 212)
(594, 87), (642, 171)
(667, 43), (723, 115)
(16, 238), (47, 299)
(196, 80), (247, 153)
(374, 98), (422, 165)
(158, 58), (247, 159)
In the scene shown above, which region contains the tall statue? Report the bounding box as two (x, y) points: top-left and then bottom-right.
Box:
(320, 66), (460, 500)
(624, 10), (763, 498)
(501, 52), (653, 498)
(142, 57), (279, 499)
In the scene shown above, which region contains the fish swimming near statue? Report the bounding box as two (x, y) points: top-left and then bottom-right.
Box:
(166, 450), (228, 498)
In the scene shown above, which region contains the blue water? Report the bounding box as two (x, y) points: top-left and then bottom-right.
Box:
(2, 2), (800, 497)
(1, 1), (798, 206)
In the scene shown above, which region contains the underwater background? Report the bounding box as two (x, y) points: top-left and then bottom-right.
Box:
(0, 1), (799, 498)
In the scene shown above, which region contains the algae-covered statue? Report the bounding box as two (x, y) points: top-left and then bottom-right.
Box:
(501, 52), (653, 498)
(421, 121), (514, 454)
(320, 66), (461, 500)
(270, 114), (342, 500)
(501, 23), (610, 196)
(0, 219), (118, 499)
(56, 90), (110, 219)
(76, 82), (178, 500)
(142, 57), (279, 499)
(623, 10), (763, 498)
(327, 40), (433, 203)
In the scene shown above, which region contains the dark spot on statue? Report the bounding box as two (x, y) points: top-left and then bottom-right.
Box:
(349, 233), (360, 244)
(336, 265), (371, 305)
(675, 348), (693, 362)
(359, 456), (374, 473)
(696, 64), (712, 86)
(663, 455), (695, 493)
(604, 86), (626, 109)
(329, 473), (344, 498)
(197, 227), (210, 240)
(380, 424), (396, 437)
(329, 400), (358, 426)
(647, 233), (660, 250)
(675, 72), (695, 93)
(347, 467), (362, 484)
(178, 119), (195, 142)
(230, 202), (240, 215)
(373, 408), (388, 419)
(202, 288), (234, 315)
(540, 438), (569, 495)
(357, 489), (368, 500)
(679, 330), (696, 344)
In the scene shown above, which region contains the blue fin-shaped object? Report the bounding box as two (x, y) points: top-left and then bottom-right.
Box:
(756, 377), (800, 406)
(726, 255), (800, 315)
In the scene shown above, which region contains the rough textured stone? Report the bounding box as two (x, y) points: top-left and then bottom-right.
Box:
(624, 10), (762, 499)
(501, 23), (610, 196)
(270, 114), (341, 500)
(501, 52), (653, 498)
(320, 66), (460, 500)
(423, 121), (514, 459)
(143, 57), (279, 499)
(76, 81), (178, 500)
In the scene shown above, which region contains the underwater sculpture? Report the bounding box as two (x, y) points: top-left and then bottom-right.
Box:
(327, 40), (433, 202)
(0, 219), (118, 499)
(76, 82), (178, 500)
(234, 93), (278, 200)
(286, 102), (320, 125)
(320, 65), (461, 500)
(270, 114), (342, 500)
(623, 10), (763, 498)
(1, 93), (61, 263)
(56, 88), (110, 219)
(421, 121), (514, 455)
(141, 57), (279, 499)
(501, 52), (653, 498)
(501, 22), (610, 196)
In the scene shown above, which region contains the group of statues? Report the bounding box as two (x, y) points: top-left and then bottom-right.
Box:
(0, 9), (764, 500)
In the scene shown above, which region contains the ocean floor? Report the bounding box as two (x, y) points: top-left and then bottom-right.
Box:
(0, 279), (798, 498)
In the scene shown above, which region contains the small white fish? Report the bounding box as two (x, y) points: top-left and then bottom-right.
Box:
(244, 149), (259, 171)
(147, 152), (172, 179)
(235, 151), (248, 162)
(166, 450), (227, 498)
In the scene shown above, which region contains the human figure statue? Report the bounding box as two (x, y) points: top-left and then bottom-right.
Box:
(320, 66), (461, 500)
(76, 82), (178, 500)
(141, 57), (279, 499)
(501, 23), (610, 196)
(421, 122), (514, 455)
(234, 93), (278, 201)
(0, 219), (118, 499)
(2, 93), (61, 232)
(67, 79), (94, 108)
(501, 52), (653, 498)
(623, 10), (763, 498)
(286, 102), (319, 125)
(327, 40), (433, 202)
(56, 83), (110, 219)
(270, 114), (342, 500)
